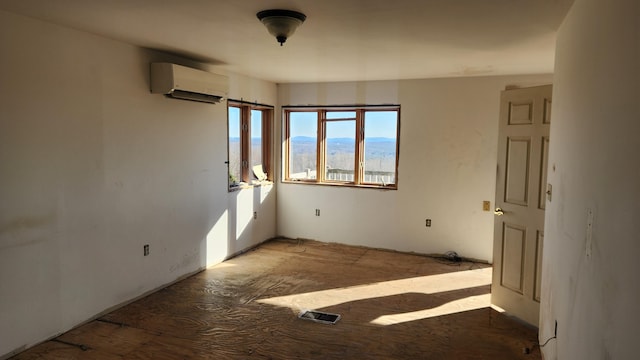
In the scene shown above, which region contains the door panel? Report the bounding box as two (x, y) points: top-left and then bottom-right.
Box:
(543, 99), (552, 124)
(509, 102), (533, 125)
(505, 137), (531, 206)
(492, 85), (552, 326)
(534, 231), (544, 302)
(501, 223), (526, 293)
(538, 136), (550, 210)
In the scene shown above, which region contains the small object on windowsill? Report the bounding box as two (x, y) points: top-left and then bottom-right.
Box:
(230, 180), (272, 191)
(252, 165), (268, 181)
(229, 182), (247, 189)
(251, 179), (271, 186)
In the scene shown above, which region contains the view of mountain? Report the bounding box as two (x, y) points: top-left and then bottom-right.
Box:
(291, 136), (392, 143)
(228, 136), (397, 178)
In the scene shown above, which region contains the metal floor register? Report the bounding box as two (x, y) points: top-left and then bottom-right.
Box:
(298, 310), (341, 325)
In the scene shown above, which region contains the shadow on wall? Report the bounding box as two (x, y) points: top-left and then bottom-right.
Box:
(206, 184), (275, 266)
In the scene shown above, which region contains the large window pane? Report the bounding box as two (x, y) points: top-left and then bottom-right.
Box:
(284, 106), (400, 189)
(325, 120), (356, 181)
(250, 110), (263, 179)
(228, 106), (241, 186)
(363, 111), (398, 185)
(289, 112), (317, 180)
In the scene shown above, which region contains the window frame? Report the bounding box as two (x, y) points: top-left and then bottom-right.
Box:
(227, 100), (273, 190)
(283, 105), (400, 189)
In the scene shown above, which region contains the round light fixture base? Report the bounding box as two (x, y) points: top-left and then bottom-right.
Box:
(257, 9), (306, 46)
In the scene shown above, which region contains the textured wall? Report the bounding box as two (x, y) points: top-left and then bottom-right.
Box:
(277, 75), (552, 261)
(0, 10), (276, 357)
(540, 0), (640, 358)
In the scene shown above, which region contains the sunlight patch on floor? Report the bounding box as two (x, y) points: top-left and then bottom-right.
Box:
(210, 262), (237, 269)
(258, 267), (492, 316)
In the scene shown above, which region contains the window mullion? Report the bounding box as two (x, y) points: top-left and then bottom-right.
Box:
(261, 110), (271, 181)
(354, 110), (365, 184)
(318, 110), (325, 183)
(284, 110), (291, 180)
(241, 106), (251, 183)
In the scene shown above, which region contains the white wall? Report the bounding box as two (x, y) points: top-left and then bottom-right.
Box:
(540, 0), (640, 359)
(0, 10), (276, 357)
(277, 75), (552, 261)
(207, 71), (278, 264)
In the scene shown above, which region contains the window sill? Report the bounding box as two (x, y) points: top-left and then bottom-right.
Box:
(228, 180), (274, 192)
(281, 179), (397, 190)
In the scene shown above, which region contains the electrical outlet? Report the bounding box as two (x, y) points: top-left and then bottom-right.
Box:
(143, 244), (150, 256)
(483, 201), (491, 211)
(315, 209), (320, 216)
(425, 219), (432, 227)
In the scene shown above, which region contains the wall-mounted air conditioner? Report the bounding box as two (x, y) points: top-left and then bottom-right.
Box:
(150, 63), (228, 104)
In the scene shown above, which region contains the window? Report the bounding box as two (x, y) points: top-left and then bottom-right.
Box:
(228, 101), (273, 189)
(284, 106), (400, 189)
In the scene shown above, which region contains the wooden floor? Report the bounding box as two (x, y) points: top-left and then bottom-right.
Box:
(12, 239), (542, 359)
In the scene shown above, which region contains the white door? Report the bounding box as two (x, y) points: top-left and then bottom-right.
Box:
(491, 85), (552, 326)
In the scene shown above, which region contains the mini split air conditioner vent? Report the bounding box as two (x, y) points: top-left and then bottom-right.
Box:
(169, 90), (224, 104)
(150, 63), (229, 104)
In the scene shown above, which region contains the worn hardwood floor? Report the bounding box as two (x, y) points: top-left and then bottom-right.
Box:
(12, 239), (542, 359)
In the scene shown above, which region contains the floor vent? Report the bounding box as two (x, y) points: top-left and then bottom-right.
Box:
(298, 310), (341, 324)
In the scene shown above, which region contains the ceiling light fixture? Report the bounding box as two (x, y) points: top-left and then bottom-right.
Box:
(257, 9), (306, 46)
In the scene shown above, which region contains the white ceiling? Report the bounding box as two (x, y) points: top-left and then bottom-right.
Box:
(0, 0), (574, 84)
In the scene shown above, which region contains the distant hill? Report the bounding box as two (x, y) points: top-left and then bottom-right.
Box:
(233, 136), (395, 143)
(291, 136), (394, 143)
(291, 136), (317, 142)
(230, 136), (396, 174)
(365, 137), (395, 143)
